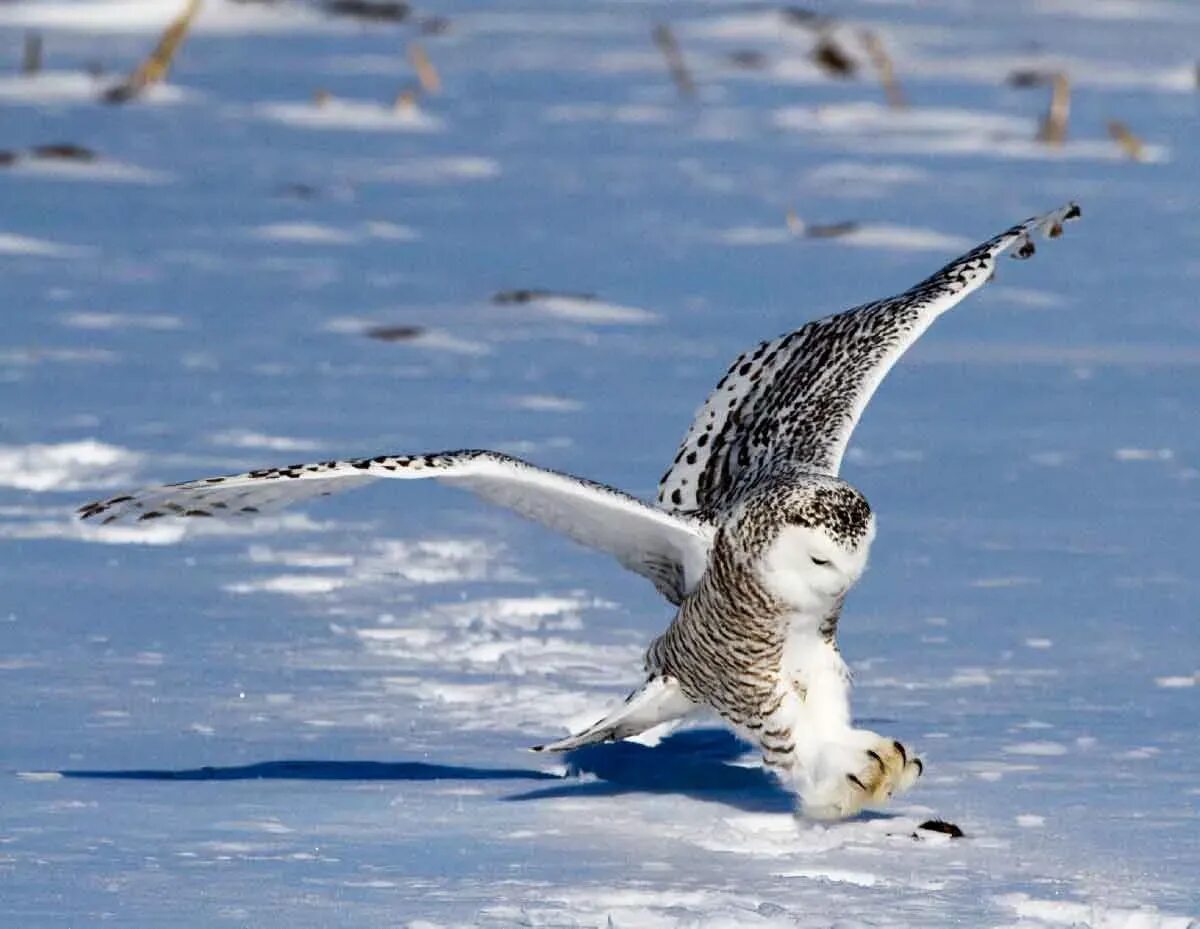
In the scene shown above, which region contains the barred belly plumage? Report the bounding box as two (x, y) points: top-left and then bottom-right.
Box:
(646, 531), (787, 731)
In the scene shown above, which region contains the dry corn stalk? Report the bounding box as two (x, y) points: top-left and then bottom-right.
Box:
(1037, 72), (1070, 145)
(860, 30), (905, 108)
(407, 42), (441, 95)
(652, 24), (696, 99)
(104, 0), (202, 103)
(1107, 119), (1145, 161)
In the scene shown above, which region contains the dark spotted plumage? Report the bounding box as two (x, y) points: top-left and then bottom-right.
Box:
(657, 202), (1081, 519)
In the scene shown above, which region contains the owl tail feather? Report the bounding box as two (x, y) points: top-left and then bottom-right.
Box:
(531, 675), (697, 753)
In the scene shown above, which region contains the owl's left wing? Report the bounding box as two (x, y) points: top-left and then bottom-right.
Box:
(78, 450), (712, 604)
(657, 203), (1080, 518)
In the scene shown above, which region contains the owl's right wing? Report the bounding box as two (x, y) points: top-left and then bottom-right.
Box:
(78, 450), (713, 604)
(657, 203), (1081, 519)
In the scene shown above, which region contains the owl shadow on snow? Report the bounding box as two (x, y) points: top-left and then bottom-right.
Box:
(507, 727), (796, 814)
(55, 728), (803, 815)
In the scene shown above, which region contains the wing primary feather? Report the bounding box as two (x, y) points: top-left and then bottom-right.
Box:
(657, 202), (1081, 517)
(77, 449), (712, 604)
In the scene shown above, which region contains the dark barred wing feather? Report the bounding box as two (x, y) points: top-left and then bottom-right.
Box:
(657, 203), (1080, 518)
(80, 450), (712, 604)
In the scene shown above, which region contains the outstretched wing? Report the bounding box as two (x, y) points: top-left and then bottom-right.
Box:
(79, 450), (712, 604)
(657, 203), (1080, 518)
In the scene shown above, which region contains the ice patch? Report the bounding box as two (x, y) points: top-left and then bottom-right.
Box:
(1003, 741), (1068, 757)
(520, 295), (658, 325)
(1155, 674), (1197, 689)
(225, 575), (346, 596)
(0, 231), (87, 258)
(0, 440), (140, 492)
(997, 892), (1195, 928)
(325, 318), (492, 356)
(711, 223), (970, 252)
(0, 71), (188, 105)
(254, 100), (442, 133)
(372, 157), (502, 184)
(60, 312), (183, 331)
(1114, 448), (1174, 462)
(774, 867), (879, 887)
(545, 103), (675, 126)
(0, 0), (330, 34)
(250, 221), (417, 245)
(0, 510), (330, 545)
(6, 158), (171, 185)
(774, 102), (1168, 162)
(207, 430), (323, 453)
(508, 394), (583, 413)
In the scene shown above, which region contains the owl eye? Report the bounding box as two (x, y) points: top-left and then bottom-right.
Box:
(810, 556), (831, 567)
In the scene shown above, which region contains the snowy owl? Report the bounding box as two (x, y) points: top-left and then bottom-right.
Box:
(80, 204), (1080, 820)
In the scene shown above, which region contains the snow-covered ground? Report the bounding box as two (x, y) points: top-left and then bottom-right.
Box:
(2, 1), (1198, 926)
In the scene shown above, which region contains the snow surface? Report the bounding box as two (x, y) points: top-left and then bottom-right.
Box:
(1, 1), (1198, 927)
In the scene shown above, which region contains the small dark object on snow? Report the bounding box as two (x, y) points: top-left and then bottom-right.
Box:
(492, 289), (596, 305)
(0, 151), (17, 166)
(419, 15), (452, 35)
(276, 182), (320, 200)
(23, 32), (43, 75)
(365, 325), (425, 343)
(325, 1), (409, 23)
(805, 221), (859, 239)
(813, 36), (856, 77)
(918, 819), (964, 838)
(728, 49), (768, 70)
(1007, 68), (1054, 87)
(780, 7), (830, 30)
(32, 143), (97, 161)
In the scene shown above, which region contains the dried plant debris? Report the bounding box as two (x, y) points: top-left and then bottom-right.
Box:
(103, 0), (202, 104)
(786, 210), (858, 239)
(812, 35), (857, 78)
(392, 87), (419, 112)
(917, 819), (965, 838)
(324, 0), (409, 23)
(0, 143), (100, 167)
(408, 42), (441, 95)
(1107, 119), (1146, 161)
(493, 289), (596, 306)
(365, 324), (425, 343)
(1007, 68), (1054, 88)
(780, 7), (833, 31)
(805, 220), (860, 239)
(275, 182), (321, 200)
(418, 15), (452, 36)
(32, 143), (97, 161)
(652, 24), (696, 99)
(22, 33), (43, 76)
(1037, 72), (1071, 146)
(727, 50), (768, 71)
(860, 29), (905, 108)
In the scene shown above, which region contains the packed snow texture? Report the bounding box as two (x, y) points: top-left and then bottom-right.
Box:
(0, 1), (1197, 927)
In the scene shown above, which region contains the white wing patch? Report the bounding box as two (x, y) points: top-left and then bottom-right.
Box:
(657, 203), (1081, 518)
(79, 450), (713, 604)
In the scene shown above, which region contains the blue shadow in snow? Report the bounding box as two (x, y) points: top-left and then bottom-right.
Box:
(56, 728), (835, 817)
(60, 760), (561, 783)
(507, 727), (797, 815)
